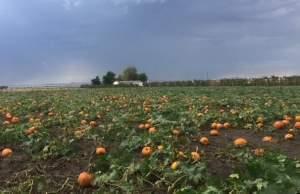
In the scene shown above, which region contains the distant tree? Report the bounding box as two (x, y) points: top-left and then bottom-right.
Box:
(121, 66), (138, 81)
(102, 71), (116, 85)
(116, 74), (123, 81)
(91, 76), (101, 85)
(138, 73), (148, 82)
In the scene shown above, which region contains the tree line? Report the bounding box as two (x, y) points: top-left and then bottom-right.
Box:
(146, 76), (300, 87)
(86, 68), (300, 87)
(90, 66), (148, 86)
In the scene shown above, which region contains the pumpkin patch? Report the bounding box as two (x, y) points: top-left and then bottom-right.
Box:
(1, 87), (300, 193)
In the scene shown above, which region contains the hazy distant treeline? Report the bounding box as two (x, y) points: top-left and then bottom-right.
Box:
(145, 76), (300, 87)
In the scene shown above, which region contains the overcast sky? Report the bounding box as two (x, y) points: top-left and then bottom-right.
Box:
(1, 0), (300, 85)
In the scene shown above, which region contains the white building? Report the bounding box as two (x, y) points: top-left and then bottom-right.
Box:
(113, 81), (144, 87)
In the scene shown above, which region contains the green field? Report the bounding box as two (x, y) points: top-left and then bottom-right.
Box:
(1, 87), (300, 193)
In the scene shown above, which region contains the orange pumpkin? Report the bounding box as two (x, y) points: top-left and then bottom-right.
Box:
(295, 115), (300, 122)
(191, 152), (201, 161)
(262, 136), (273, 142)
(216, 123), (223, 130)
(48, 112), (55, 116)
(5, 113), (12, 120)
(234, 138), (248, 148)
(284, 133), (294, 140)
(282, 119), (290, 126)
(96, 147), (107, 155)
(211, 122), (218, 129)
(89, 121), (97, 128)
(273, 121), (285, 129)
(210, 129), (220, 136)
(1, 148), (13, 158)
(294, 122), (300, 129)
(223, 122), (231, 129)
(144, 123), (151, 129)
(200, 137), (209, 145)
(25, 127), (38, 136)
(148, 127), (157, 134)
(138, 124), (145, 129)
(78, 172), (93, 187)
(81, 120), (87, 125)
(254, 148), (265, 157)
(11, 116), (20, 124)
(142, 146), (153, 157)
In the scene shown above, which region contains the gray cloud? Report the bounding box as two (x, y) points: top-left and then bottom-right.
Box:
(0, 0), (300, 85)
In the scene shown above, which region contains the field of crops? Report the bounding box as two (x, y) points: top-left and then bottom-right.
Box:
(1, 87), (300, 193)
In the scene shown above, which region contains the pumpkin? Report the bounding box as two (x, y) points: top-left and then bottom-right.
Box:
(89, 121), (97, 128)
(257, 123), (264, 128)
(256, 117), (264, 123)
(216, 123), (223, 130)
(200, 137), (209, 145)
(262, 136), (273, 142)
(294, 122), (300, 129)
(273, 121), (285, 129)
(288, 128), (296, 134)
(96, 147), (107, 155)
(234, 138), (248, 147)
(48, 112), (55, 116)
(78, 172), (93, 187)
(223, 122), (231, 129)
(138, 124), (145, 129)
(1, 148), (13, 158)
(81, 120), (87, 125)
(171, 161), (180, 170)
(282, 119), (290, 126)
(5, 113), (12, 120)
(142, 146), (152, 157)
(284, 133), (294, 140)
(191, 152), (201, 161)
(254, 148), (265, 157)
(210, 129), (220, 136)
(11, 116), (20, 124)
(25, 127), (38, 136)
(148, 127), (157, 134)
(157, 145), (164, 152)
(211, 122), (218, 129)
(144, 123), (151, 129)
(295, 115), (300, 122)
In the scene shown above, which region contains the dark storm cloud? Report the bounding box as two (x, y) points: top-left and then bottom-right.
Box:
(0, 0), (300, 85)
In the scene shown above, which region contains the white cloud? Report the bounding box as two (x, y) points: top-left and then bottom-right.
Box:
(63, 0), (81, 10)
(111, 0), (167, 6)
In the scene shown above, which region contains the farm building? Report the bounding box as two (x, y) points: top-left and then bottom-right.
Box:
(113, 81), (144, 87)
